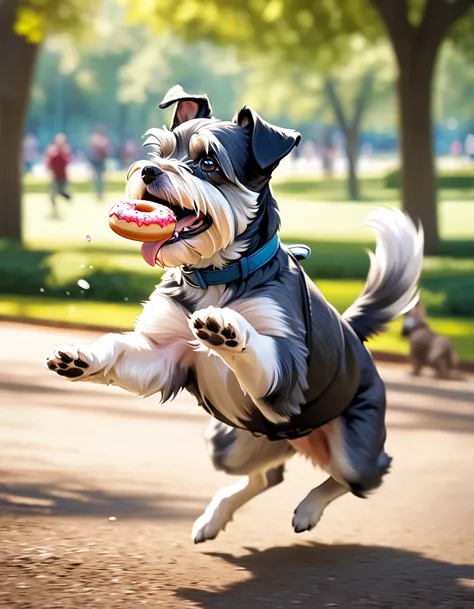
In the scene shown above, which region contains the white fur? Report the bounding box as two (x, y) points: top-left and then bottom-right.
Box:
(230, 296), (291, 338)
(344, 207), (424, 323)
(135, 286), (193, 343)
(192, 472), (268, 543)
(125, 158), (259, 269)
(190, 306), (291, 424)
(45, 331), (191, 399)
(292, 476), (349, 533)
(326, 418), (359, 484)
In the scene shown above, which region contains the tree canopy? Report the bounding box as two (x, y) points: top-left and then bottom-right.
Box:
(6, 0), (474, 252)
(122, 0), (474, 253)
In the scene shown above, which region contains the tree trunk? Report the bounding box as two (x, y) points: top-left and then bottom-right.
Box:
(325, 74), (373, 201)
(369, 0), (474, 255)
(346, 127), (359, 201)
(0, 0), (39, 243)
(397, 51), (438, 254)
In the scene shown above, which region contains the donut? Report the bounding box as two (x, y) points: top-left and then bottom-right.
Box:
(109, 200), (177, 243)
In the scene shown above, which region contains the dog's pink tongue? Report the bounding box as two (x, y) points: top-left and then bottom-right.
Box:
(141, 240), (168, 267)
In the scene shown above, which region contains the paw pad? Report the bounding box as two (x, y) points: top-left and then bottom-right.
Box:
(45, 348), (90, 379)
(192, 313), (243, 352)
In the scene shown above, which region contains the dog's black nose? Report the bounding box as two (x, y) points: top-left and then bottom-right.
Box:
(141, 165), (162, 185)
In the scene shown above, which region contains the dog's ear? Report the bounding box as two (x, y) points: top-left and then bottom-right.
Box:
(233, 106), (301, 171)
(159, 85), (213, 130)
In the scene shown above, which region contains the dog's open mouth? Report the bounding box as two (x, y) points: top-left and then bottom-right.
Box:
(138, 190), (213, 266)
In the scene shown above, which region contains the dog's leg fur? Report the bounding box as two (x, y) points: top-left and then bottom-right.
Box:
(292, 476), (349, 533)
(190, 306), (295, 424)
(192, 471), (276, 543)
(289, 372), (391, 532)
(192, 419), (294, 543)
(410, 356), (423, 376)
(45, 332), (190, 397)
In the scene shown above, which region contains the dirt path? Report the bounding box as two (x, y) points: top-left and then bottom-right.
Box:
(0, 322), (473, 608)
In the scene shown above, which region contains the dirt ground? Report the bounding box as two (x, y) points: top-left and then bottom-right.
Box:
(0, 322), (473, 608)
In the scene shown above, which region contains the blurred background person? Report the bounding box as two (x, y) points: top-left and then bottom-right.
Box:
(44, 133), (72, 220)
(88, 125), (112, 201)
(465, 133), (474, 162)
(23, 132), (39, 174)
(119, 136), (139, 170)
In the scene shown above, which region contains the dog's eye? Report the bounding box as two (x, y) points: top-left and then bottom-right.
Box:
(200, 157), (218, 173)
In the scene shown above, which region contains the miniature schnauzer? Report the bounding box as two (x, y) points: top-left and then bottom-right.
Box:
(45, 85), (424, 543)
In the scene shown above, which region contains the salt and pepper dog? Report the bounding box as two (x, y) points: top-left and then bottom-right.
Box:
(45, 85), (424, 543)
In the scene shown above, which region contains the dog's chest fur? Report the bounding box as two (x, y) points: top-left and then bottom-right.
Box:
(135, 285), (290, 426)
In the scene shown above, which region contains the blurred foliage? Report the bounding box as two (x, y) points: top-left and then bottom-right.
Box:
(435, 41), (474, 131)
(28, 25), (247, 150)
(125, 0), (382, 68)
(16, 0), (101, 43)
(243, 38), (396, 131)
(385, 168), (474, 190)
(1, 228), (473, 316)
(2, 292), (474, 360)
(22, 0), (474, 156)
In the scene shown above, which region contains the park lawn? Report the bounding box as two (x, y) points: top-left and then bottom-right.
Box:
(23, 172), (474, 203)
(272, 175), (474, 204)
(22, 190), (474, 250)
(1, 285), (473, 361)
(3, 174), (471, 356)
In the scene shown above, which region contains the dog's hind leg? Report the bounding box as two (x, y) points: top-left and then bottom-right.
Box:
(290, 370), (391, 533)
(292, 476), (348, 533)
(334, 371), (392, 499)
(192, 470), (276, 544)
(410, 358), (423, 376)
(192, 419), (294, 543)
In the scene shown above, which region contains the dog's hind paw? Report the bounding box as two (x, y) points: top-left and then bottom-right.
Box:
(190, 307), (249, 353)
(292, 498), (325, 534)
(191, 504), (232, 544)
(44, 345), (93, 380)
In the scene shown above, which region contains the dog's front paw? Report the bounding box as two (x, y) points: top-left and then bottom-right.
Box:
(44, 345), (93, 380)
(190, 307), (249, 353)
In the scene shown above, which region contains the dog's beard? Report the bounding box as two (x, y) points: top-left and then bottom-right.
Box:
(125, 160), (259, 269)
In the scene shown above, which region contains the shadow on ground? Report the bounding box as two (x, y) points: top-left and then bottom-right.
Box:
(388, 402), (474, 434)
(386, 380), (474, 404)
(177, 543), (474, 609)
(0, 376), (203, 424)
(0, 476), (200, 520)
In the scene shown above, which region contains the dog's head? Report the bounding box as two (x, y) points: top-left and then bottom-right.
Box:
(401, 301), (427, 337)
(125, 85), (301, 269)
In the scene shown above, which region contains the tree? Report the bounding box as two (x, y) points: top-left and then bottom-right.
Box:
(242, 39), (394, 200)
(433, 41), (474, 146)
(0, 0), (39, 241)
(0, 0), (98, 242)
(29, 28), (247, 153)
(369, 0), (474, 252)
(127, 0), (474, 254)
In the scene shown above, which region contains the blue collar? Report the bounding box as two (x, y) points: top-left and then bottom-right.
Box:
(180, 233), (281, 290)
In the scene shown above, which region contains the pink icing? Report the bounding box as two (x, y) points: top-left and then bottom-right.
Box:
(109, 200), (176, 228)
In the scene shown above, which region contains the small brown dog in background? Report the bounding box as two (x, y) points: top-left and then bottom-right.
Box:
(401, 302), (461, 379)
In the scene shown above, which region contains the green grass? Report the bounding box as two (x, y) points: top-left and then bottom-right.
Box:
(0, 295), (139, 328)
(2, 289), (473, 361)
(20, 190), (474, 250)
(24, 171), (474, 203)
(272, 174), (474, 204)
(1, 173), (471, 357)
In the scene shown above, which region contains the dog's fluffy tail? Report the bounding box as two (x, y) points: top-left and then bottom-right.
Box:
(343, 208), (424, 342)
